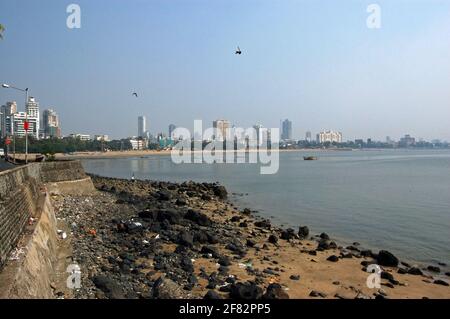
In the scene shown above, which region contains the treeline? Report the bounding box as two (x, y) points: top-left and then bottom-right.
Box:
(0, 137), (134, 154)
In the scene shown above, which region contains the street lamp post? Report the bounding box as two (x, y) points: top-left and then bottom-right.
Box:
(2, 84), (30, 164)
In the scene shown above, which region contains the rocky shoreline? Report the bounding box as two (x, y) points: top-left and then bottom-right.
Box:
(50, 175), (450, 299)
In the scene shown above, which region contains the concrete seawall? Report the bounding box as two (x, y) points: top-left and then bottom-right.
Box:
(0, 161), (95, 298)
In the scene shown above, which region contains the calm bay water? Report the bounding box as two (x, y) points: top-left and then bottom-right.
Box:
(81, 149), (450, 267)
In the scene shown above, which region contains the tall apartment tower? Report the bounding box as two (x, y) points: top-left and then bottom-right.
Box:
(138, 116), (146, 138)
(213, 119), (231, 141)
(25, 97), (40, 139)
(42, 109), (61, 138)
(0, 101), (17, 138)
(281, 119), (292, 140)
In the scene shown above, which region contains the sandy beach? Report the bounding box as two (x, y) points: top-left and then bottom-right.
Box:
(50, 175), (450, 299)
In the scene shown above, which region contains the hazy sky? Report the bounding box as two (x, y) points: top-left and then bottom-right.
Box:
(1, 0), (449, 141)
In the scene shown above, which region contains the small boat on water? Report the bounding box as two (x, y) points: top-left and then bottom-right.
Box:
(303, 156), (318, 161)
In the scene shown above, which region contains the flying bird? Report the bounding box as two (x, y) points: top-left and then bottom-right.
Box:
(235, 46), (242, 55)
(132, 92), (138, 97)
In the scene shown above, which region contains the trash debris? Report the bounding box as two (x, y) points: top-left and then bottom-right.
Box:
(9, 247), (26, 261)
(154, 234), (160, 240)
(61, 232), (67, 240)
(88, 229), (97, 236)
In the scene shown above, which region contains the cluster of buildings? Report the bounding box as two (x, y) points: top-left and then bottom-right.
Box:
(0, 98), (62, 140)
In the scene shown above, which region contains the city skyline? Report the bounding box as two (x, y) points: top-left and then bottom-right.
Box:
(1, 1), (449, 141)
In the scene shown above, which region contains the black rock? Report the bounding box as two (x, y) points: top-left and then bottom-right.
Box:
(433, 279), (449, 286)
(204, 290), (223, 299)
(381, 271), (398, 284)
(317, 239), (337, 250)
(289, 275), (300, 281)
(218, 256), (232, 267)
(152, 276), (188, 299)
(175, 198), (187, 206)
(230, 216), (242, 222)
(427, 265), (440, 273)
(360, 250), (373, 257)
(213, 185), (228, 200)
(327, 255), (339, 262)
(377, 250), (399, 267)
(280, 228), (296, 240)
(157, 190), (172, 201)
(184, 209), (212, 226)
(407, 267), (423, 276)
(229, 282), (264, 299)
(319, 233), (330, 240)
(177, 231), (194, 247)
(242, 208), (251, 215)
(92, 275), (125, 299)
(309, 290), (327, 298)
(298, 226), (309, 239)
(254, 220), (271, 229)
(246, 239), (256, 247)
(200, 246), (220, 258)
(262, 283), (289, 299)
(180, 256), (194, 273)
(268, 234), (278, 244)
(397, 268), (408, 274)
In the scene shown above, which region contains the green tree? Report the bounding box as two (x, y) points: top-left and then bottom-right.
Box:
(0, 24), (5, 39)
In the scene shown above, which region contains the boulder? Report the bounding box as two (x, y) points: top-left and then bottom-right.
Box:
(204, 290), (223, 299)
(434, 279), (449, 286)
(262, 283), (289, 299)
(377, 250), (399, 267)
(327, 255), (339, 262)
(298, 226), (309, 239)
(213, 185), (228, 200)
(92, 275), (126, 299)
(152, 276), (188, 299)
(407, 267), (423, 276)
(229, 282), (264, 299)
(289, 275), (300, 281)
(427, 265), (440, 273)
(280, 228), (296, 240)
(319, 233), (330, 240)
(177, 231), (194, 247)
(184, 209), (212, 226)
(268, 234), (278, 244)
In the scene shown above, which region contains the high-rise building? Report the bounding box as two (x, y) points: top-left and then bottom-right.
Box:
(305, 131), (312, 142)
(25, 97), (40, 139)
(169, 124), (177, 139)
(213, 119), (231, 141)
(138, 116), (146, 138)
(42, 109), (61, 138)
(0, 101), (17, 138)
(281, 119), (292, 140)
(399, 134), (415, 147)
(316, 130), (343, 143)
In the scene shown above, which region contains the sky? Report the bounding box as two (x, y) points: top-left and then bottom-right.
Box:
(0, 0), (449, 141)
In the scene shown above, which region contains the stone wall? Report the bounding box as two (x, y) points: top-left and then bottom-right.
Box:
(0, 161), (87, 267)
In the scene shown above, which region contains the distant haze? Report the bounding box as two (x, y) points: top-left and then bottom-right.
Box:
(0, 0), (449, 141)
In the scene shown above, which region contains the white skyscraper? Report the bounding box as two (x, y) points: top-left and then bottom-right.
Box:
(25, 97), (40, 139)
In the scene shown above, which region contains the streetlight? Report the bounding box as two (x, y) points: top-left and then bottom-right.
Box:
(1, 83), (29, 164)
